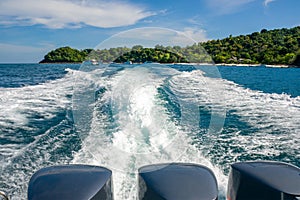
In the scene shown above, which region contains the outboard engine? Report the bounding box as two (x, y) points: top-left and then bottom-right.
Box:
(28, 165), (113, 200)
(227, 161), (300, 200)
(138, 163), (218, 200)
(0, 191), (8, 200)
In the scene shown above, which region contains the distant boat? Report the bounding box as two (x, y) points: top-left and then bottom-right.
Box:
(144, 61), (160, 64)
(124, 60), (132, 64)
(83, 59), (99, 66)
(90, 59), (99, 65)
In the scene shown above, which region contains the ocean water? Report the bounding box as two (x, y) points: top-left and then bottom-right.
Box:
(0, 63), (299, 199)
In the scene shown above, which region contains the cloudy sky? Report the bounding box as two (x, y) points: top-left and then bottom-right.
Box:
(0, 0), (299, 62)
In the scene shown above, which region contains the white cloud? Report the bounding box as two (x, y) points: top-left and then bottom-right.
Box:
(188, 16), (204, 26)
(206, 0), (255, 15)
(181, 27), (208, 42)
(96, 27), (208, 50)
(0, 0), (154, 29)
(96, 27), (189, 49)
(264, 0), (275, 6)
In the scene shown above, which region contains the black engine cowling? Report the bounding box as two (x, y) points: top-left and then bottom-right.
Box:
(28, 165), (113, 200)
(227, 161), (300, 200)
(138, 163), (218, 200)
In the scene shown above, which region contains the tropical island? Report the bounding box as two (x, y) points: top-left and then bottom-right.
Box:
(40, 26), (300, 67)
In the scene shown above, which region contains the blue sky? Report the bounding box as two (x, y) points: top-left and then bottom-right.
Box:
(0, 0), (299, 63)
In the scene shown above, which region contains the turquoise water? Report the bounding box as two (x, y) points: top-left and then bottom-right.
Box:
(0, 63), (299, 199)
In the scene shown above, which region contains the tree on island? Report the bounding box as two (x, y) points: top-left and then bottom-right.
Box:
(40, 46), (91, 63)
(292, 50), (300, 66)
(40, 26), (300, 66)
(113, 47), (188, 63)
(201, 26), (300, 65)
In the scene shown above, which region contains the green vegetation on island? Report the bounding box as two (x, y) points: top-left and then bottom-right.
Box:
(40, 46), (92, 63)
(40, 26), (300, 66)
(114, 47), (189, 63)
(201, 26), (300, 65)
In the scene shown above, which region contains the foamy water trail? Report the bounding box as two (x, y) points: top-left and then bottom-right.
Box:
(0, 69), (75, 163)
(0, 69), (78, 199)
(72, 66), (228, 199)
(169, 70), (300, 170)
(2, 64), (298, 199)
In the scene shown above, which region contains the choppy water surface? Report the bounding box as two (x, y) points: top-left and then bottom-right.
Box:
(0, 63), (299, 199)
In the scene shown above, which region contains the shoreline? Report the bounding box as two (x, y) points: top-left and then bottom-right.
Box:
(39, 62), (82, 64)
(215, 63), (298, 68)
(37, 62), (299, 68)
(178, 63), (298, 68)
